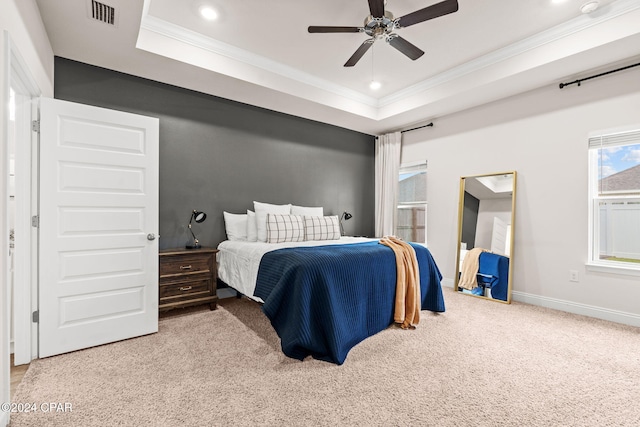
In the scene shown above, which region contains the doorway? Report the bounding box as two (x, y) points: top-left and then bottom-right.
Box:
(6, 38), (41, 369)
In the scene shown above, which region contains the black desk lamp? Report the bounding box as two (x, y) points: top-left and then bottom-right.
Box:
(186, 210), (207, 249)
(340, 211), (352, 236)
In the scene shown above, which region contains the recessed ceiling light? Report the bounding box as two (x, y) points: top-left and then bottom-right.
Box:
(199, 5), (218, 21)
(369, 81), (381, 90)
(580, 1), (599, 13)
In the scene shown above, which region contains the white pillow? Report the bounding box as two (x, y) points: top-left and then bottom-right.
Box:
(304, 215), (341, 241)
(246, 210), (257, 242)
(223, 211), (248, 241)
(291, 205), (323, 217)
(266, 214), (305, 243)
(253, 201), (292, 242)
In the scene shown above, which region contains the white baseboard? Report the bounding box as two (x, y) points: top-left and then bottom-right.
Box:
(441, 278), (455, 288)
(441, 277), (640, 327)
(511, 291), (640, 327)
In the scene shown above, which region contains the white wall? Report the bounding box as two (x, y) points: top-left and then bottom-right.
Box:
(402, 63), (640, 326)
(1, 1), (53, 425)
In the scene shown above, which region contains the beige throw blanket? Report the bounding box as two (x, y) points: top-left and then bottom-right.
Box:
(458, 247), (489, 290)
(379, 236), (420, 330)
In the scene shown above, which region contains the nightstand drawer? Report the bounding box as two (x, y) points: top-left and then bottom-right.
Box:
(160, 254), (211, 277)
(160, 279), (210, 299)
(160, 271), (211, 286)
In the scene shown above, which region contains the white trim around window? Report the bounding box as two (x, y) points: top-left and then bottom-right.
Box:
(587, 124), (640, 275)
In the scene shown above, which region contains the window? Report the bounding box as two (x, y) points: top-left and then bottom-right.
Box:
(397, 161), (427, 243)
(588, 126), (640, 271)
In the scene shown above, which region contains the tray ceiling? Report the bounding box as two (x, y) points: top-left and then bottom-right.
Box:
(37, 0), (640, 134)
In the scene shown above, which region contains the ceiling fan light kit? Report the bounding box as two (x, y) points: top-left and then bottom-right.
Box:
(309, 0), (459, 67)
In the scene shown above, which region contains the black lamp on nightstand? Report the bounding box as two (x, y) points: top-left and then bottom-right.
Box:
(186, 209), (207, 249)
(340, 211), (352, 236)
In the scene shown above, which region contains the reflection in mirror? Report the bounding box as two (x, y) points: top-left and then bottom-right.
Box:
(455, 172), (516, 303)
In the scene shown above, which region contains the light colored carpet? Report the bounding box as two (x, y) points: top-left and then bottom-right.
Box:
(10, 289), (640, 426)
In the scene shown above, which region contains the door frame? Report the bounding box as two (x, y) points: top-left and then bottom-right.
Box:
(6, 34), (40, 365)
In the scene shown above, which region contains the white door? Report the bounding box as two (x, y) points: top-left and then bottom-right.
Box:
(38, 98), (159, 358)
(490, 216), (510, 256)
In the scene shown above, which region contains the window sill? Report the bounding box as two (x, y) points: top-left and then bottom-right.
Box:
(586, 261), (640, 277)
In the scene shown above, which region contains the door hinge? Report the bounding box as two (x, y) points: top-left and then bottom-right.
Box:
(32, 311), (39, 323)
(31, 120), (40, 133)
(31, 215), (39, 228)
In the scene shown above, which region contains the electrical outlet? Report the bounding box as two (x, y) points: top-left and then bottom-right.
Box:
(569, 270), (579, 282)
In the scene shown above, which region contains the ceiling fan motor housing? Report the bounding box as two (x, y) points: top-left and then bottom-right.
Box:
(364, 11), (397, 40)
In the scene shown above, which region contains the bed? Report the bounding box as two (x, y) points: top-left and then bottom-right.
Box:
(218, 236), (445, 364)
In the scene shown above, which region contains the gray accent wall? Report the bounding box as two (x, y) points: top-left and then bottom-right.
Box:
(461, 191), (479, 249)
(53, 57), (375, 249)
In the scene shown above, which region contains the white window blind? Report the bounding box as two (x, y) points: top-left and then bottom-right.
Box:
(588, 129), (640, 149)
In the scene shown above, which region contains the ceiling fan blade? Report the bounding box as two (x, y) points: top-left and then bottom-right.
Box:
(308, 26), (362, 33)
(368, 0), (385, 18)
(396, 0), (458, 28)
(344, 40), (374, 67)
(387, 35), (424, 61)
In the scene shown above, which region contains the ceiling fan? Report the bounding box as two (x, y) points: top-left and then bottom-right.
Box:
(308, 0), (459, 67)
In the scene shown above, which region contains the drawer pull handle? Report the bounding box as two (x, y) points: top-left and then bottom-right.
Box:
(180, 265), (192, 270)
(179, 286), (193, 291)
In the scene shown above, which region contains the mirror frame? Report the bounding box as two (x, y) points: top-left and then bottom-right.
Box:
(454, 171), (517, 304)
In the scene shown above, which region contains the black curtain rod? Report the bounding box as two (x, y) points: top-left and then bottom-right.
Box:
(559, 61), (640, 89)
(402, 122), (434, 133)
(375, 122), (433, 139)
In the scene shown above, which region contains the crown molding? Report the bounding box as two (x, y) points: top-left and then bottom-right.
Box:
(379, 0), (640, 107)
(139, 14), (379, 108)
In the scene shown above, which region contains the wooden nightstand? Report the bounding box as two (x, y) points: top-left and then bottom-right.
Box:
(159, 247), (218, 312)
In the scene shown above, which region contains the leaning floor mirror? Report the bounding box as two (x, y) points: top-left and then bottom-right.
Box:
(454, 171), (517, 303)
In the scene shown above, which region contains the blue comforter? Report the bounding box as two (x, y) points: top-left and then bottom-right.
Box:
(254, 241), (445, 365)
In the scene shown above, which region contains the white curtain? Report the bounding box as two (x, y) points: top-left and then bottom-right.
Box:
(375, 132), (402, 237)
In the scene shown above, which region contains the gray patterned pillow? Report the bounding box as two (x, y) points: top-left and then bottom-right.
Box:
(266, 214), (305, 243)
(304, 215), (341, 241)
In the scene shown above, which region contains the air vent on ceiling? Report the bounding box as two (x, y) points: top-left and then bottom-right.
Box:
(90, 0), (116, 25)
